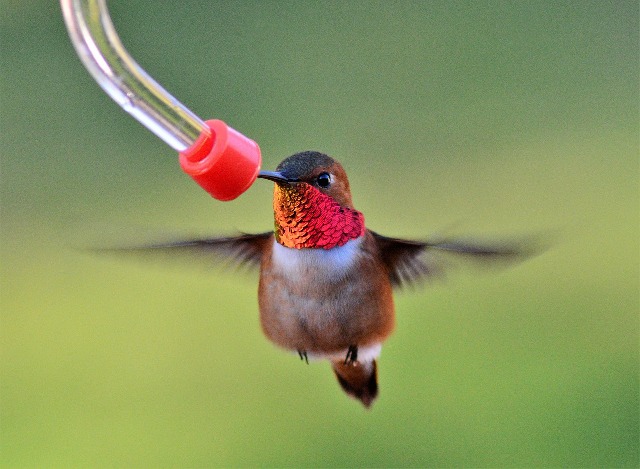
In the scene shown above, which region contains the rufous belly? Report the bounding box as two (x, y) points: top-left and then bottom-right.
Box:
(257, 235), (395, 357)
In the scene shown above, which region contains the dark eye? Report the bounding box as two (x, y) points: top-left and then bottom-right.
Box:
(316, 172), (331, 188)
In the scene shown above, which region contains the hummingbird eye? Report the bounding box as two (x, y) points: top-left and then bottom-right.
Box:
(316, 172), (331, 188)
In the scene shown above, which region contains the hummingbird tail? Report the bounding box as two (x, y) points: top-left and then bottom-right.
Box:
(331, 359), (378, 408)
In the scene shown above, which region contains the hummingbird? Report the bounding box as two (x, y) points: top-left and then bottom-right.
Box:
(119, 151), (526, 408)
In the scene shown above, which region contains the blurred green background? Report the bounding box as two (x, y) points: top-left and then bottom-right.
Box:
(1, 1), (638, 467)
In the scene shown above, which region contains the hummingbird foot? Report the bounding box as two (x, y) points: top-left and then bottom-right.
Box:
(344, 345), (358, 365)
(298, 350), (309, 364)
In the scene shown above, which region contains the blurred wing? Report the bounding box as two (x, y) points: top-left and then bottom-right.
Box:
(92, 232), (273, 270)
(371, 230), (533, 288)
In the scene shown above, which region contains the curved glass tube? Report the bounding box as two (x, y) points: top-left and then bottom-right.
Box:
(61, 0), (208, 152)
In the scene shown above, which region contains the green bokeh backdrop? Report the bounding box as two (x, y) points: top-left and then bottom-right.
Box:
(1, 1), (638, 467)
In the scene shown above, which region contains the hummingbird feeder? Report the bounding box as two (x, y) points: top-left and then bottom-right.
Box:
(60, 0), (262, 201)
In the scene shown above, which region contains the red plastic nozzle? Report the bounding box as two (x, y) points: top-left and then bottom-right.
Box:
(179, 120), (261, 201)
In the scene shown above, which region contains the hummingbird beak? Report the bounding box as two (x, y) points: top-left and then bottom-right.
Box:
(257, 171), (298, 184)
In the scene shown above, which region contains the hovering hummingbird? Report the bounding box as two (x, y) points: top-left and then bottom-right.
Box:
(121, 151), (526, 408)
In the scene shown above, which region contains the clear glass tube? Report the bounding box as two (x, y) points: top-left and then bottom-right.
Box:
(60, 0), (208, 152)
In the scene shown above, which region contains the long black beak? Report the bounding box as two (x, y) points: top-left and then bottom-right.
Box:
(257, 171), (297, 184)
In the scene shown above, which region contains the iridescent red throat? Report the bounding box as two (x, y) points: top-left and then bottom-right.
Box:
(273, 184), (365, 250)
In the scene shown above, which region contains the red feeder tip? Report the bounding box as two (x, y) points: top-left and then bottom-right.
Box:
(179, 120), (261, 201)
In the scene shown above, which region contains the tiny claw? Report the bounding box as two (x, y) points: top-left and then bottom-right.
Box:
(344, 345), (358, 365)
(298, 350), (309, 364)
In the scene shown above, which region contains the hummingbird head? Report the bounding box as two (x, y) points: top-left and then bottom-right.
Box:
(258, 151), (355, 207)
(258, 151), (365, 249)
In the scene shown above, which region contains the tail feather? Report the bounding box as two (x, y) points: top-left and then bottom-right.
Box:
(332, 359), (378, 408)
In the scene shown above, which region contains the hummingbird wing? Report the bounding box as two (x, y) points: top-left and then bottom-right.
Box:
(370, 231), (532, 288)
(92, 232), (273, 270)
